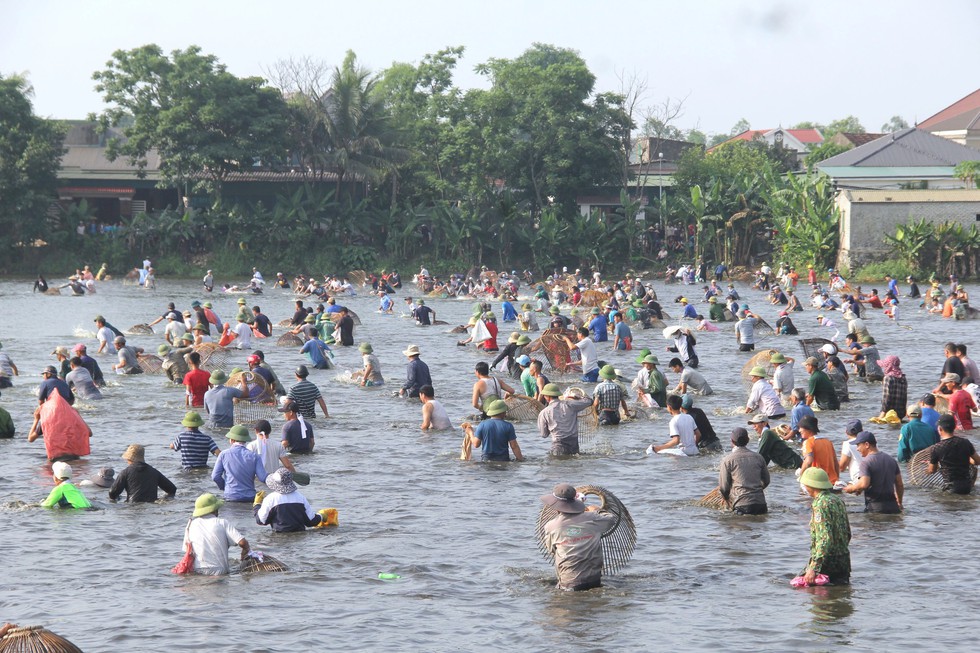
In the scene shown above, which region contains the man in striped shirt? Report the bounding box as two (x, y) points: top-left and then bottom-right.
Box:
(286, 365), (329, 419)
(170, 411), (220, 469)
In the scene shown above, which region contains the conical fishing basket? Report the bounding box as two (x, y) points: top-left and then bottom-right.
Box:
(428, 288), (448, 298)
(276, 332), (304, 347)
(570, 316), (585, 329)
(753, 317), (776, 341)
(722, 308), (737, 322)
(277, 319), (293, 328)
(799, 338), (835, 361)
(579, 290), (607, 308)
(741, 349), (777, 382)
(195, 343), (231, 371)
(532, 331), (573, 373)
(504, 396), (543, 422)
(535, 484), (636, 575)
(576, 400), (600, 446)
(137, 354), (165, 375)
(932, 394), (949, 413)
(695, 487), (727, 510)
(348, 270), (367, 287)
(330, 310), (361, 326)
(228, 370), (272, 403)
(449, 324), (469, 334)
(239, 551), (288, 573)
(44, 288), (61, 296)
(0, 625), (82, 653)
(126, 323), (154, 335)
(907, 444), (978, 489)
(233, 401), (279, 426)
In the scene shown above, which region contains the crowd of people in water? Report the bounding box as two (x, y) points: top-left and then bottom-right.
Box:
(4, 257), (979, 592)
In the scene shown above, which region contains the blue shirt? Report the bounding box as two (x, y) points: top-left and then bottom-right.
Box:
(614, 322), (632, 350)
(790, 403), (815, 433)
(203, 385), (243, 427)
(920, 406), (940, 429)
(501, 301), (517, 322)
(212, 443), (268, 501)
(301, 338), (330, 368)
(682, 304), (698, 319)
(589, 315), (609, 342)
(171, 429), (219, 469)
(474, 418), (517, 461)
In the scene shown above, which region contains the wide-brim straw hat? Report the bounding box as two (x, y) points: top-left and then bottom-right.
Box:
(193, 493), (224, 517)
(403, 344), (421, 357)
(122, 444), (145, 463)
(663, 326), (682, 339)
(508, 332), (521, 343)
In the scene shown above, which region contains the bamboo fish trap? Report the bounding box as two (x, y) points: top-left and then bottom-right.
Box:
(137, 354), (165, 375)
(504, 395), (544, 422)
(695, 487), (728, 510)
(535, 484), (637, 575)
(908, 444), (978, 490)
(276, 332), (304, 347)
(126, 323), (154, 335)
(239, 551), (288, 573)
(0, 625), (83, 653)
(194, 342), (231, 371)
(741, 349), (777, 382)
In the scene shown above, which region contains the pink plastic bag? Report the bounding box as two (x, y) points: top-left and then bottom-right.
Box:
(791, 573), (830, 588)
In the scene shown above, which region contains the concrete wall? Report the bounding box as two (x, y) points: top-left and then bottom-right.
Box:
(837, 198), (980, 269)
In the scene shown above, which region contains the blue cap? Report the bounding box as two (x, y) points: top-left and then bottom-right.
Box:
(516, 355), (531, 366)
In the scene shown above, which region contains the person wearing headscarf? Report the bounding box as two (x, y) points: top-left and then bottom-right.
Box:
(878, 355), (908, 421)
(253, 467), (334, 532)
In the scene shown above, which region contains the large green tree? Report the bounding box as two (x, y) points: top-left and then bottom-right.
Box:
(0, 74), (66, 257)
(92, 44), (289, 202)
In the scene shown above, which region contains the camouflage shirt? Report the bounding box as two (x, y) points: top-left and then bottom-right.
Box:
(808, 491), (851, 577)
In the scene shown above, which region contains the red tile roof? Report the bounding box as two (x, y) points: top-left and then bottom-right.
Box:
(918, 88), (980, 129)
(710, 128), (823, 152)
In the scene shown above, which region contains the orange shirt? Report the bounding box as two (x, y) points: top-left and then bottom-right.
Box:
(942, 298), (954, 318)
(803, 436), (839, 483)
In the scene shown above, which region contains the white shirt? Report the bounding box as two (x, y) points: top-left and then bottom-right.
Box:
(668, 413), (700, 456)
(772, 362), (795, 397)
(425, 399), (453, 430)
(747, 379), (784, 416)
(247, 438), (289, 488)
(840, 439), (864, 481)
(233, 322), (252, 349)
(165, 320), (187, 342)
(184, 515), (244, 575)
(97, 326), (116, 352)
(574, 337), (598, 374)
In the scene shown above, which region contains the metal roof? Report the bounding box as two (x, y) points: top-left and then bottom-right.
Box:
(918, 88), (980, 129)
(816, 128), (980, 168)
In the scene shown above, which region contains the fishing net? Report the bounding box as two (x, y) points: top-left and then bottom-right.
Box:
(908, 444), (978, 489)
(137, 354), (165, 375)
(741, 349), (777, 381)
(754, 317), (776, 341)
(330, 310), (361, 326)
(276, 332), (304, 347)
(535, 484), (637, 575)
(428, 289), (448, 298)
(348, 270), (367, 287)
(195, 343), (231, 371)
(44, 288), (61, 296)
(579, 290), (607, 307)
(932, 394), (949, 413)
(228, 370), (273, 403)
(531, 331), (574, 373)
(0, 626), (83, 653)
(276, 319), (293, 328)
(722, 308), (737, 321)
(431, 319), (449, 326)
(239, 551), (288, 573)
(504, 395), (543, 421)
(695, 487), (727, 510)
(577, 405), (600, 446)
(799, 338), (835, 361)
(233, 401), (280, 426)
(449, 324), (469, 334)
(126, 323), (154, 335)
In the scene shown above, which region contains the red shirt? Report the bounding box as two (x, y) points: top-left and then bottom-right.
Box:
(948, 389), (976, 430)
(183, 369), (212, 406)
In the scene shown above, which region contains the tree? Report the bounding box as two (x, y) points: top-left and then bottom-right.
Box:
(822, 115), (865, 138)
(954, 160), (980, 188)
(685, 129), (707, 145)
(881, 115), (909, 133)
(730, 118), (751, 136)
(92, 45), (290, 202)
(804, 141), (850, 169)
(0, 74), (66, 258)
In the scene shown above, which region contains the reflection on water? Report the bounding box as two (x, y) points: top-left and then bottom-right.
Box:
(0, 277), (977, 650)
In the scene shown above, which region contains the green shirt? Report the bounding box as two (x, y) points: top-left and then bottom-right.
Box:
(808, 491), (850, 576)
(757, 428), (802, 469)
(41, 482), (92, 509)
(521, 368), (536, 397)
(0, 406), (13, 438)
(807, 370), (839, 410)
(709, 303), (726, 321)
(648, 368), (667, 408)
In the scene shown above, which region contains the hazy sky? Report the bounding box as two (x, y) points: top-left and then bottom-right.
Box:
(4, 0), (978, 136)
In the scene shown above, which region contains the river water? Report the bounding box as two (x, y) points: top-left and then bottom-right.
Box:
(0, 275), (978, 652)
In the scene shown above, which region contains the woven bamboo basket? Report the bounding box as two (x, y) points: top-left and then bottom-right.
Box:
(348, 270), (367, 287)
(579, 289), (608, 308)
(754, 317), (776, 341)
(137, 354), (165, 375)
(126, 323), (154, 335)
(799, 338), (835, 361)
(908, 444), (978, 489)
(741, 349), (777, 382)
(228, 370), (273, 403)
(0, 625), (82, 653)
(535, 484), (636, 575)
(276, 318), (293, 328)
(233, 401), (279, 426)
(239, 551), (288, 573)
(194, 342), (231, 371)
(44, 288), (61, 296)
(276, 332), (304, 347)
(529, 331), (574, 373)
(695, 487), (728, 510)
(330, 310), (361, 326)
(504, 395), (544, 421)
